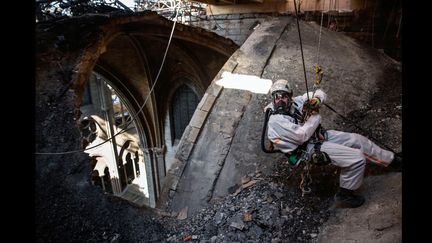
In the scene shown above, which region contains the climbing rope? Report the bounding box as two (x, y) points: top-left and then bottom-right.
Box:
(291, 0), (322, 193)
(315, 5), (325, 68)
(299, 161), (312, 196)
(293, 0), (325, 126)
(313, 1), (325, 98)
(293, 0), (313, 125)
(293, 0), (310, 102)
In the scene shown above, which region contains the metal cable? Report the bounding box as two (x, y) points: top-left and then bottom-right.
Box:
(324, 103), (398, 154)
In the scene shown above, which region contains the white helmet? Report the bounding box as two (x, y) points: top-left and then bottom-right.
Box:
(270, 79), (293, 96)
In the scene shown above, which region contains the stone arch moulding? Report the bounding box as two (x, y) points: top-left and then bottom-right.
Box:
(73, 12), (236, 111)
(74, 12), (237, 147)
(79, 70), (158, 207)
(70, 12), (237, 207)
(92, 64), (156, 148)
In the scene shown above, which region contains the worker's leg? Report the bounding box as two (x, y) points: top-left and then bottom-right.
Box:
(320, 141), (366, 208)
(325, 130), (394, 167)
(320, 141), (366, 190)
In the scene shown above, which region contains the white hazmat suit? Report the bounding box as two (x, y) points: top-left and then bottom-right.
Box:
(266, 89), (394, 190)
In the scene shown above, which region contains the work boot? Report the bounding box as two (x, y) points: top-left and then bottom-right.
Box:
(334, 187), (365, 208)
(389, 152), (402, 171)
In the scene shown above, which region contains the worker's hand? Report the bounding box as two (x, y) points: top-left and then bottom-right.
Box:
(308, 97), (321, 109)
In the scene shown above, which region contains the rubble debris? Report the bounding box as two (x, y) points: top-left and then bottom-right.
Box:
(158, 167), (333, 242)
(177, 207), (188, 220)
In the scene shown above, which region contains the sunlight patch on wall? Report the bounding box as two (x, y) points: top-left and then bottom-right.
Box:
(215, 72), (272, 94)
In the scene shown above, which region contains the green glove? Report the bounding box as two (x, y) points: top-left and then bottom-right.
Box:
(308, 97), (321, 109)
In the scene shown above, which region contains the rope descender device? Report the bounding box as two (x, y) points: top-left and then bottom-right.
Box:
(314, 64), (323, 88)
(299, 161), (313, 197)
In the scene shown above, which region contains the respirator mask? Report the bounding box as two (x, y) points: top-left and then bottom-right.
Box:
(272, 91), (292, 114)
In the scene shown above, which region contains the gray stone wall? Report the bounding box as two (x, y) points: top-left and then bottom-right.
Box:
(187, 13), (272, 46)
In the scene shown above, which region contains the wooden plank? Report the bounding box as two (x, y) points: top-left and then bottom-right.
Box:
(202, 0), (358, 15)
(206, 1), (291, 15)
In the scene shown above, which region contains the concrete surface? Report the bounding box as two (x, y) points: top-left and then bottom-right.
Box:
(316, 172), (402, 243)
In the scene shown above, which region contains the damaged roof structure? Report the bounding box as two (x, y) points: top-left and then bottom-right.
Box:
(35, 0), (402, 242)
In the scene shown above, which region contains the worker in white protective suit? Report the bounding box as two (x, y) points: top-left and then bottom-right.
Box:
(265, 79), (401, 208)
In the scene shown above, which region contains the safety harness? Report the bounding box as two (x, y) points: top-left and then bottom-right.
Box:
(262, 108), (329, 163)
(261, 105), (331, 195)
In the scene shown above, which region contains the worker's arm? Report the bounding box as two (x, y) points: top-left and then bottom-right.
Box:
(268, 113), (321, 146)
(301, 89), (327, 103)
